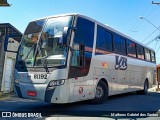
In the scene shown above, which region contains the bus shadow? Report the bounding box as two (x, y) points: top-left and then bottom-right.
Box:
(25, 91), (160, 118)
(5, 91), (160, 118)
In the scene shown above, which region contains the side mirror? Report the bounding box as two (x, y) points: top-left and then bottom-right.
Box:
(4, 35), (19, 53)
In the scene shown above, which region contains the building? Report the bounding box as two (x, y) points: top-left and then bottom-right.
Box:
(0, 0), (11, 6)
(0, 23), (22, 93)
(157, 64), (160, 81)
(156, 64), (160, 91)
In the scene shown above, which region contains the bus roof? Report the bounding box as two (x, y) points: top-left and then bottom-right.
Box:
(33, 13), (154, 51)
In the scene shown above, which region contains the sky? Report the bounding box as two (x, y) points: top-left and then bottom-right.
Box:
(1, 0), (160, 63)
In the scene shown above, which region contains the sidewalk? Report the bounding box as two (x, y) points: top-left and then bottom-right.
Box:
(148, 85), (160, 92)
(148, 86), (157, 92)
(0, 91), (13, 100)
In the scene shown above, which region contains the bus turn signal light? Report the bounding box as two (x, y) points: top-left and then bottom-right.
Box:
(27, 90), (36, 96)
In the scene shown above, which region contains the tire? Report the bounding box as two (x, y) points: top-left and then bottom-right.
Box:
(143, 80), (149, 94)
(136, 80), (149, 95)
(90, 80), (108, 104)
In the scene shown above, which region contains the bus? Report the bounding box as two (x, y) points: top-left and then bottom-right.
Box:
(4, 13), (156, 104)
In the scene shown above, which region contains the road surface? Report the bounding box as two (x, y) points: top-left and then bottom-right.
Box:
(0, 88), (160, 119)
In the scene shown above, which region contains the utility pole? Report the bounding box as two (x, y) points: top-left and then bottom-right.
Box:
(152, 1), (160, 4)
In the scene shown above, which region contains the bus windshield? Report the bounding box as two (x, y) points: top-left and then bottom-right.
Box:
(16, 16), (73, 67)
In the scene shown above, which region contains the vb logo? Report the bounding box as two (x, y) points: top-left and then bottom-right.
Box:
(115, 56), (127, 70)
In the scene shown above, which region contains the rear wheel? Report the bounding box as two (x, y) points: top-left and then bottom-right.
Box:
(90, 80), (108, 104)
(136, 80), (149, 95)
(143, 80), (149, 94)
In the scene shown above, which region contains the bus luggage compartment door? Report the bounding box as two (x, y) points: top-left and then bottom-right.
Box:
(73, 80), (94, 101)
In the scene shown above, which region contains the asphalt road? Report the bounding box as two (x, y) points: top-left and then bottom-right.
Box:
(0, 88), (160, 119)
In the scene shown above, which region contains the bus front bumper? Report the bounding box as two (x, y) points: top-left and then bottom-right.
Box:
(14, 82), (55, 103)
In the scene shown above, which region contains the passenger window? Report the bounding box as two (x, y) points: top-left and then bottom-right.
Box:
(137, 45), (145, 60)
(96, 25), (113, 51)
(127, 40), (136, 57)
(114, 35), (126, 55)
(144, 48), (151, 61)
(151, 51), (156, 62)
(74, 17), (94, 47)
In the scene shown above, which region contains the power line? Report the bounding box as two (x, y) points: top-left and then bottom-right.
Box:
(140, 16), (160, 31)
(130, 1), (160, 33)
(150, 6), (160, 21)
(142, 27), (159, 42)
(138, 5), (159, 31)
(129, 3), (152, 32)
(146, 38), (157, 45)
(145, 34), (160, 45)
(156, 43), (160, 53)
(155, 39), (158, 48)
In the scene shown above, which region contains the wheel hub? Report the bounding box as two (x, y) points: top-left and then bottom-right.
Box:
(95, 85), (104, 98)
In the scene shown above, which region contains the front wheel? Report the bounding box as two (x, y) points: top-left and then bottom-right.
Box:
(90, 80), (108, 104)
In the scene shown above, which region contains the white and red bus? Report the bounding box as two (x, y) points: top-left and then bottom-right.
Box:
(5, 13), (156, 104)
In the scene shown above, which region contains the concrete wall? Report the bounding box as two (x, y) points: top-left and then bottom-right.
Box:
(0, 35), (5, 90)
(0, 37), (19, 93)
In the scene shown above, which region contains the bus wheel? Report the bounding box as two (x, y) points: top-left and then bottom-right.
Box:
(136, 80), (148, 95)
(143, 80), (149, 94)
(90, 80), (108, 104)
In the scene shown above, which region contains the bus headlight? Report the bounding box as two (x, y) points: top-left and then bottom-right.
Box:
(48, 80), (65, 87)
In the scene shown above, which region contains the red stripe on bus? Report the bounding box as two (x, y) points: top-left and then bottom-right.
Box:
(95, 49), (112, 54)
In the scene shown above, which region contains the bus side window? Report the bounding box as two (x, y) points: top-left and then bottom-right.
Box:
(70, 43), (85, 67)
(70, 43), (80, 66)
(144, 48), (151, 61)
(71, 51), (79, 66)
(151, 51), (156, 63)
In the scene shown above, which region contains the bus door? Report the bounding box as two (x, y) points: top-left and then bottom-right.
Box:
(69, 43), (94, 101)
(68, 17), (95, 101)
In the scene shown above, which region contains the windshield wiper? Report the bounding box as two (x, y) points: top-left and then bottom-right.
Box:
(17, 45), (35, 67)
(41, 56), (49, 73)
(23, 45), (35, 61)
(37, 41), (49, 73)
